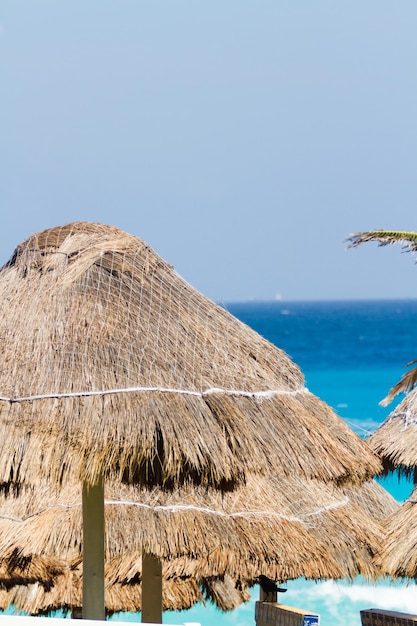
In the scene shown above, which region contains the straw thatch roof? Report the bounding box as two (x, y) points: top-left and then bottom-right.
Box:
(0, 222), (391, 618)
(372, 486), (417, 579)
(0, 484), (64, 585)
(365, 383), (417, 581)
(0, 572), (206, 616)
(0, 222), (379, 489)
(368, 388), (417, 480)
(0, 476), (397, 615)
(0, 476), (397, 590)
(343, 479), (398, 522)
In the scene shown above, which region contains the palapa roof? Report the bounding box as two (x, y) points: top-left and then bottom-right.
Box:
(368, 388), (417, 479)
(343, 479), (398, 522)
(0, 476), (397, 592)
(373, 486), (417, 579)
(363, 366), (417, 583)
(0, 221), (380, 488)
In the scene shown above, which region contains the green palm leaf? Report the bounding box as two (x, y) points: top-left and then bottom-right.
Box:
(380, 360), (417, 406)
(346, 230), (417, 255)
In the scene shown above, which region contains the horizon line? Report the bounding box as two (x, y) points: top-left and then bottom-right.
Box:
(218, 296), (417, 305)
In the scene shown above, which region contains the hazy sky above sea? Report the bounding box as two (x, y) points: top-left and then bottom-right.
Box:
(2, 2), (417, 303)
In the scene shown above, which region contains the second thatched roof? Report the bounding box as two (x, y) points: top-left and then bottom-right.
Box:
(0, 476), (397, 589)
(368, 388), (417, 480)
(373, 486), (417, 580)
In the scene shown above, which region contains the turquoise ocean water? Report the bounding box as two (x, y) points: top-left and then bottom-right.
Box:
(149, 299), (417, 626)
(8, 300), (417, 626)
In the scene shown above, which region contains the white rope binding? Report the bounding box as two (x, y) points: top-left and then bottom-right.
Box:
(0, 496), (350, 525)
(0, 386), (310, 404)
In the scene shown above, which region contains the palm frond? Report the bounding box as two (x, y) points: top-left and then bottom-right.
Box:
(380, 360), (417, 406)
(346, 229), (417, 406)
(346, 231), (417, 255)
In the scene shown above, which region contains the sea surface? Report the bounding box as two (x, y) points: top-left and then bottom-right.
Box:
(146, 299), (417, 626)
(8, 299), (417, 626)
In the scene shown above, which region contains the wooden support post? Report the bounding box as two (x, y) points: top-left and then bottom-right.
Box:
(82, 476), (105, 620)
(142, 550), (163, 624)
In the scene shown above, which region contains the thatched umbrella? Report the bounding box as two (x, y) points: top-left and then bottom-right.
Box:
(372, 486), (417, 580)
(0, 222), (382, 620)
(0, 479), (341, 586)
(0, 475), (397, 615)
(347, 229), (417, 479)
(345, 231), (417, 582)
(368, 389), (417, 481)
(367, 392), (417, 579)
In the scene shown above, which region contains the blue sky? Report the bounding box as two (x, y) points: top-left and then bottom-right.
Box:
(2, 2), (417, 302)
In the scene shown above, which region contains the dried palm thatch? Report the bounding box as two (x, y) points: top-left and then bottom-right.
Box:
(0, 551), (62, 589)
(0, 478), (396, 616)
(0, 222), (388, 620)
(373, 486), (417, 579)
(0, 571), (204, 616)
(368, 388), (417, 481)
(0, 572), (252, 616)
(302, 480), (398, 581)
(0, 222), (380, 489)
(0, 485), (64, 586)
(201, 575), (250, 612)
(343, 479), (398, 522)
(0, 476), (396, 588)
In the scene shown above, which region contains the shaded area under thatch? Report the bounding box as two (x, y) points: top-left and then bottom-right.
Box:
(0, 574), (205, 616)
